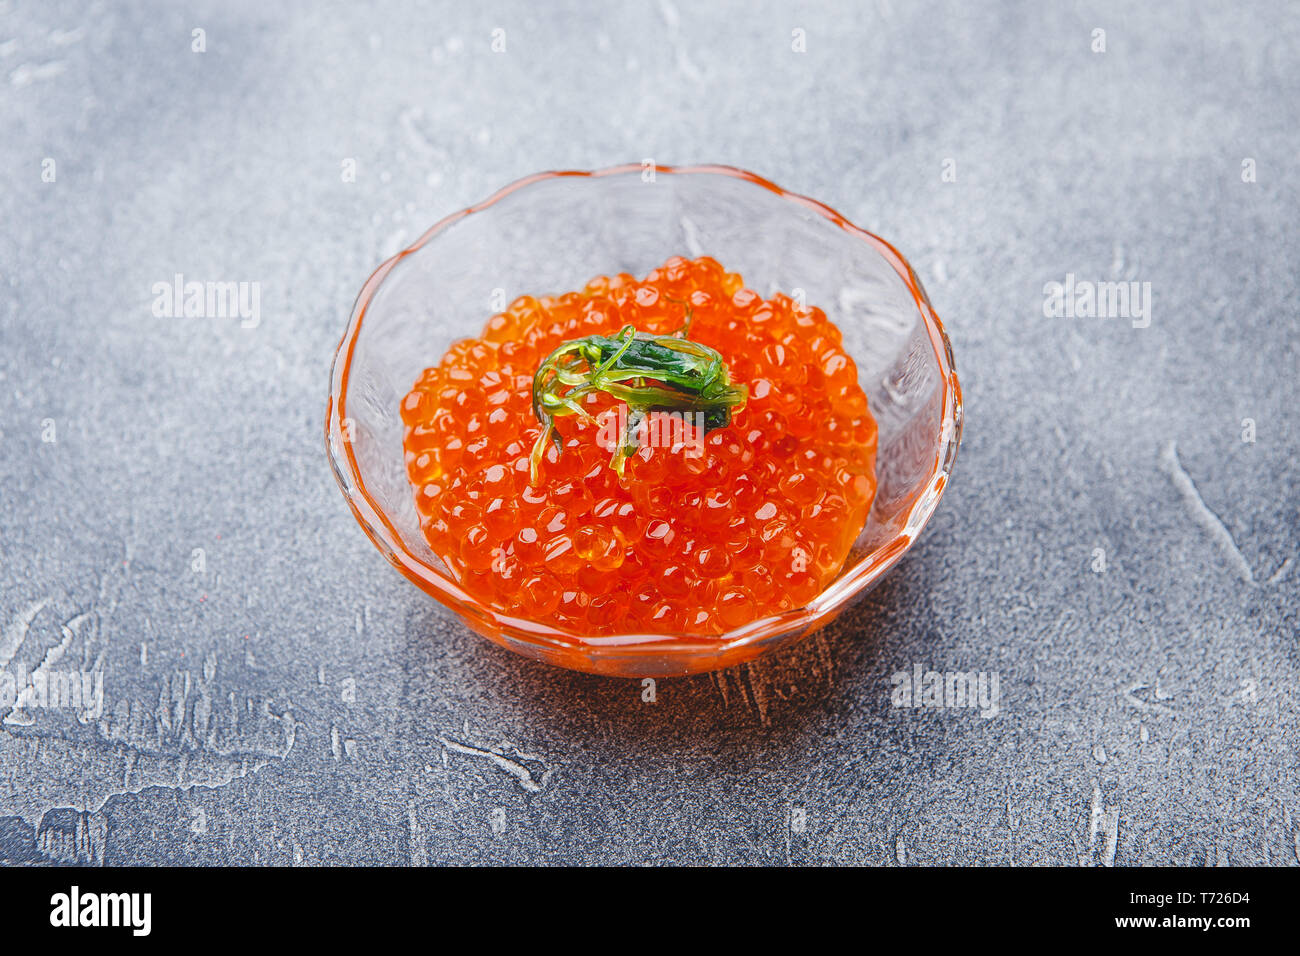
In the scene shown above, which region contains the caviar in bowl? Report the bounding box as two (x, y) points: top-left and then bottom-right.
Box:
(326, 165), (961, 677)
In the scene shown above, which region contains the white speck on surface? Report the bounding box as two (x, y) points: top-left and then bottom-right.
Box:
(1123, 682), (1174, 716)
(1087, 781), (1120, 867)
(49, 27), (85, 46)
(10, 60), (65, 87)
(1160, 440), (1255, 584)
(408, 801), (426, 865)
(1267, 556), (1292, 585)
(0, 598), (49, 669)
(438, 735), (552, 793)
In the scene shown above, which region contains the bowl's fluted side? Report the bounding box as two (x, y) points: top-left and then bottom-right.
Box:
(327, 164), (961, 676)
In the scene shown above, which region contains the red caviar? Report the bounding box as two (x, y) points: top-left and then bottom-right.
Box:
(400, 256), (878, 636)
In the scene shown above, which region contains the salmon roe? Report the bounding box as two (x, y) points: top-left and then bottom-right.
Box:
(400, 256), (878, 637)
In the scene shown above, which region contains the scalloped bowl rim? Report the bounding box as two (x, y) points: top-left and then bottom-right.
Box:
(326, 163), (963, 664)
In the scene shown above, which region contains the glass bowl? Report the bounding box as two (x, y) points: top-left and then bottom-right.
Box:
(326, 164), (962, 677)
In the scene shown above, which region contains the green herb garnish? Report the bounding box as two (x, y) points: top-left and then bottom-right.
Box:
(530, 324), (748, 482)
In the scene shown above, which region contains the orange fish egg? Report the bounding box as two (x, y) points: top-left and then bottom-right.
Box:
(401, 256), (878, 637)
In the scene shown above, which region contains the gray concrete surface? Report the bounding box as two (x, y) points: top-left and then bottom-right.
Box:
(1, 0), (1297, 865)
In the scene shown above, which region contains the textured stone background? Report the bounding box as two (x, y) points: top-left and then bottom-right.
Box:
(1, 0), (1296, 865)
